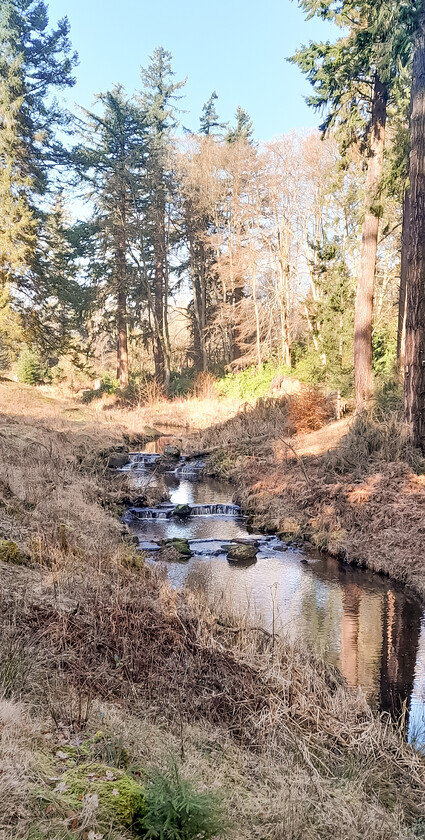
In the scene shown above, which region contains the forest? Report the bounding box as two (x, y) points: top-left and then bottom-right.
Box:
(1, 0), (423, 435)
(5, 1), (425, 840)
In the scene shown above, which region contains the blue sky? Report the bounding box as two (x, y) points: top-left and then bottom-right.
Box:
(48, 0), (336, 141)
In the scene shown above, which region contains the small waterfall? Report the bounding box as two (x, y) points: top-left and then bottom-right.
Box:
(130, 453), (162, 468)
(125, 502), (242, 520)
(126, 505), (174, 520)
(190, 503), (241, 516)
(176, 460), (205, 478)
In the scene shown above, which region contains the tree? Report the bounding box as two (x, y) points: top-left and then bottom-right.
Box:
(138, 47), (186, 389)
(199, 91), (227, 136)
(226, 106), (254, 144)
(0, 0), (77, 295)
(293, 0), (411, 410)
(76, 87), (148, 387)
(22, 192), (87, 360)
(404, 3), (425, 448)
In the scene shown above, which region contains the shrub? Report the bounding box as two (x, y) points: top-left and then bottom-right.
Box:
(217, 361), (292, 401)
(139, 760), (224, 840)
(0, 539), (30, 566)
(192, 371), (217, 399)
(16, 348), (44, 385)
(82, 373), (120, 403)
(169, 368), (196, 398)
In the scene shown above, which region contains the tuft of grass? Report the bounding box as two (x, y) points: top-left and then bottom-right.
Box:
(326, 409), (425, 475)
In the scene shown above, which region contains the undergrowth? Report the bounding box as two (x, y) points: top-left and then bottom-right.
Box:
(326, 409), (425, 475)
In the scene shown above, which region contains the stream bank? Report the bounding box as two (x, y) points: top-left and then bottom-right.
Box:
(122, 443), (425, 750)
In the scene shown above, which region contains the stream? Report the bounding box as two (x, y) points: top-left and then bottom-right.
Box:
(122, 440), (425, 749)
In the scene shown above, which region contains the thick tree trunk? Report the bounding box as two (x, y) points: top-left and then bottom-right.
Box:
(404, 8), (425, 449)
(397, 189), (410, 374)
(354, 73), (387, 412)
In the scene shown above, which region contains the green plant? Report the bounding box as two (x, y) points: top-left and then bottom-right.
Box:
(139, 760), (224, 840)
(16, 348), (44, 385)
(0, 539), (30, 565)
(217, 361), (292, 401)
(82, 373), (120, 403)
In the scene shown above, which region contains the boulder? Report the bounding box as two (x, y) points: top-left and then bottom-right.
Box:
(162, 538), (191, 557)
(173, 504), (192, 520)
(226, 543), (258, 564)
(163, 444), (180, 459)
(107, 450), (130, 469)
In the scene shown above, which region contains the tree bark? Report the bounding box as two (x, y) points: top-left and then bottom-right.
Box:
(354, 73), (388, 411)
(116, 195), (129, 388)
(397, 188), (410, 374)
(404, 7), (425, 449)
(116, 283), (129, 387)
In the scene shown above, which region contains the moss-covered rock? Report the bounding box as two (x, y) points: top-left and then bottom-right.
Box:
(163, 538), (191, 557)
(173, 504), (192, 520)
(60, 761), (145, 828)
(0, 539), (30, 565)
(225, 543), (257, 564)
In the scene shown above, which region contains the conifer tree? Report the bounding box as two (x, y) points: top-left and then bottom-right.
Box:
(404, 1), (425, 448)
(226, 106), (254, 144)
(293, 0), (411, 410)
(199, 91), (227, 136)
(75, 86), (148, 386)
(22, 193), (86, 359)
(138, 47), (186, 389)
(0, 0), (77, 295)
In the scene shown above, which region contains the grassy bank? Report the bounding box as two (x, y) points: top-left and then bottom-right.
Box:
(2, 382), (425, 839)
(184, 393), (425, 599)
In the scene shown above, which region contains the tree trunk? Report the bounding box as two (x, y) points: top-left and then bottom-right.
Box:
(277, 255), (291, 367)
(353, 73), (387, 411)
(397, 188), (410, 373)
(404, 8), (425, 449)
(116, 204), (129, 388)
(116, 284), (129, 387)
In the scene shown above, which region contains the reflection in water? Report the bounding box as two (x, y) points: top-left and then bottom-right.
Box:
(128, 463), (425, 747)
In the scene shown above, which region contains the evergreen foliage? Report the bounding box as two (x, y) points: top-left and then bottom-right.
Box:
(140, 761), (224, 840)
(0, 0), (77, 290)
(226, 105), (254, 144)
(199, 91), (227, 136)
(16, 346), (44, 384)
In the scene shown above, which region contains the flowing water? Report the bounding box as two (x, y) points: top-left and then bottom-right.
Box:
(123, 444), (425, 748)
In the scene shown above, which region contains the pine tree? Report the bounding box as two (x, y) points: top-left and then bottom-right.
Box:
(75, 86), (148, 387)
(292, 0), (412, 410)
(138, 47), (186, 389)
(0, 0), (77, 294)
(226, 106), (254, 144)
(199, 91), (227, 136)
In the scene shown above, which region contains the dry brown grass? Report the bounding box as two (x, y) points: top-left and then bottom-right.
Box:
(1, 560), (425, 840)
(2, 381), (425, 839)
(183, 390), (335, 467)
(188, 405), (425, 598)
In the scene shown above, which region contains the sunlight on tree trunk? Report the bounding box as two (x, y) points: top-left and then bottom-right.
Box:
(404, 7), (425, 449)
(354, 73), (387, 412)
